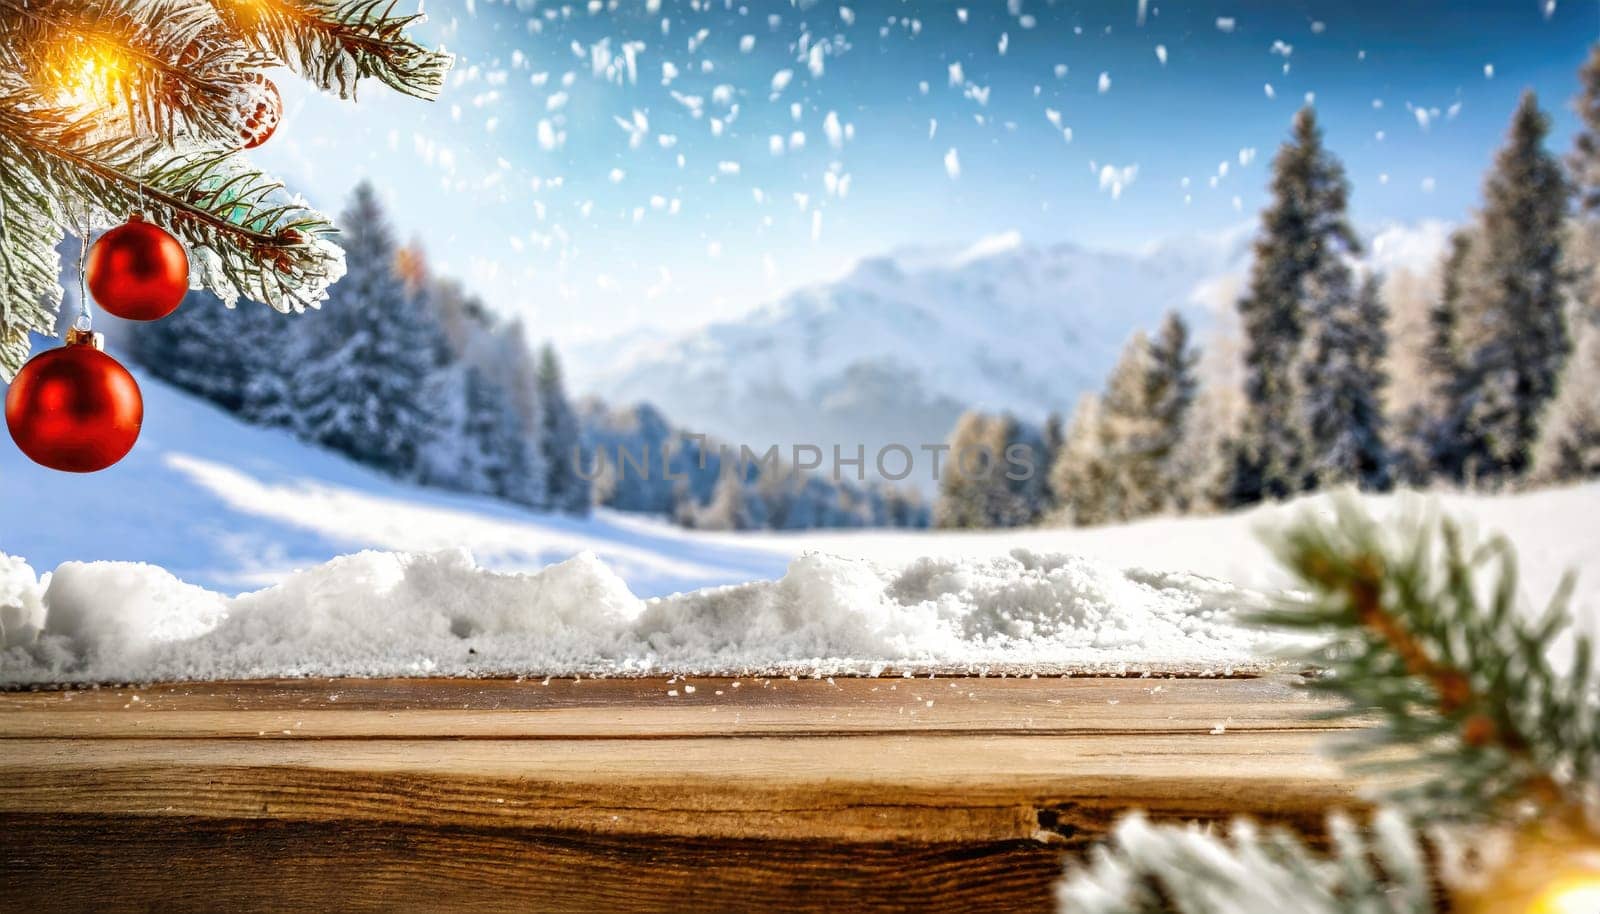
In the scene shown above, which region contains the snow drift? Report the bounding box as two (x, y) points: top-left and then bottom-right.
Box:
(0, 547), (1272, 684)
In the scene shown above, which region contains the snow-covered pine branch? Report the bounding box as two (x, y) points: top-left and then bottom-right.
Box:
(1056, 499), (1600, 911)
(0, 0), (449, 378)
(0, 101), (345, 314)
(1256, 500), (1600, 827)
(1057, 811), (1433, 914)
(206, 0), (451, 101)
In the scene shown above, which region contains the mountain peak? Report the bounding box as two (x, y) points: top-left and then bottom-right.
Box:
(952, 230), (1026, 266)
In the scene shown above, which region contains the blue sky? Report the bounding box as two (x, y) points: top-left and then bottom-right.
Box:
(252, 0), (1600, 342)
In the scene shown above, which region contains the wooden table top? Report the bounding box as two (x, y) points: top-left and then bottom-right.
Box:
(0, 675), (1365, 913)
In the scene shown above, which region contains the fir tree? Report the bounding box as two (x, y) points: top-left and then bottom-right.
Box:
(478, 324), (548, 508)
(459, 365), (525, 497)
(1097, 331), (1165, 520)
(126, 290), (253, 413)
(1404, 230), (1476, 484)
(1300, 271), (1392, 490)
(415, 361), (470, 490)
(1040, 410), (1066, 513)
(935, 411), (996, 529)
(126, 289), (300, 428)
(1145, 311), (1200, 510)
(1535, 46), (1600, 483)
(1228, 107), (1361, 504)
(996, 413), (1049, 526)
(1050, 395), (1113, 526)
(1571, 44), (1600, 218)
(698, 470), (767, 531)
(294, 182), (443, 476)
(536, 342), (590, 515)
(934, 412), (1040, 528)
(1051, 323), (1198, 527)
(1532, 323), (1600, 482)
(1453, 92), (1572, 485)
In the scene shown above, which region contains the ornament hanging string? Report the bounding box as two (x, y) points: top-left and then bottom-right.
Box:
(72, 198), (92, 334)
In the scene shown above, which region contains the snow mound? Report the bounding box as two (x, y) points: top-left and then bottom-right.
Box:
(0, 547), (1273, 683)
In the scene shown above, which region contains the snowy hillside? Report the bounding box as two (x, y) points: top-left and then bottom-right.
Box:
(3, 375), (1595, 683)
(569, 229), (1255, 460)
(0, 376), (788, 597)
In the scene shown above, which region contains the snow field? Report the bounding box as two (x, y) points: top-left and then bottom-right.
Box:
(0, 546), (1274, 683)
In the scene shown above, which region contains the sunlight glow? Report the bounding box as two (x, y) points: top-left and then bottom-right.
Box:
(1528, 876), (1600, 914)
(49, 35), (129, 109)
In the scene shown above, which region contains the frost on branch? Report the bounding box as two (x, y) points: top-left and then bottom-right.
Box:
(0, 0), (449, 378)
(1057, 811), (1432, 914)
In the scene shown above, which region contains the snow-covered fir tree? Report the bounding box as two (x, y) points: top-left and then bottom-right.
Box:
(126, 290), (257, 414)
(934, 411), (1041, 528)
(1226, 107), (1362, 505)
(1039, 410), (1066, 513)
(695, 468), (768, 531)
(536, 343), (590, 515)
(1399, 230), (1475, 484)
(1097, 330), (1165, 521)
(935, 411), (996, 529)
(1049, 394), (1113, 527)
(294, 182), (443, 477)
(1451, 92), (1572, 485)
(1145, 311), (1200, 511)
(483, 324), (550, 508)
(1299, 270), (1393, 490)
(1046, 318), (1198, 527)
(1001, 414), (1051, 525)
(1572, 44), (1600, 219)
(877, 483), (928, 529)
(415, 360), (473, 490)
(581, 401), (683, 516)
(1527, 47), (1600, 485)
(1532, 322), (1600, 482)
(458, 364), (528, 498)
(125, 286), (299, 431)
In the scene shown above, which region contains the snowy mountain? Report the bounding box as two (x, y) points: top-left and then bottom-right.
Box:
(569, 228), (1257, 462)
(570, 224), (1455, 474)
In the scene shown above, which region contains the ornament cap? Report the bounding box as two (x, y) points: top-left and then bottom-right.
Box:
(65, 327), (104, 350)
(127, 211), (145, 223)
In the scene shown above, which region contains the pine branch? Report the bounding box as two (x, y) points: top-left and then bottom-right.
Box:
(0, 99), (344, 377)
(1255, 499), (1600, 827)
(207, 0), (451, 100)
(1057, 810), (1433, 914)
(0, 146), (66, 377)
(0, 0), (257, 144)
(0, 0), (445, 375)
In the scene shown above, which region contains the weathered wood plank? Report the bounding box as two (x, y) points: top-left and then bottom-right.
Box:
(0, 676), (1361, 913)
(0, 675), (1354, 739)
(1, 816), (1075, 914)
(0, 731), (1354, 841)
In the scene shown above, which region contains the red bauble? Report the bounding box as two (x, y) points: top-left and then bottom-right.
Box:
(5, 330), (142, 473)
(86, 213), (188, 321)
(238, 72), (282, 149)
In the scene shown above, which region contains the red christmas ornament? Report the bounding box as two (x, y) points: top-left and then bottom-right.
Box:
(5, 328), (143, 473)
(237, 72), (282, 150)
(86, 213), (188, 321)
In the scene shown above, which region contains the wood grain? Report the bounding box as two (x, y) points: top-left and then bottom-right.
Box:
(0, 676), (1364, 913)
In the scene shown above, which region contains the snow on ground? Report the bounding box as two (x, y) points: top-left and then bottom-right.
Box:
(0, 379), (787, 597)
(2, 378), (1597, 682)
(0, 547), (1271, 683)
(714, 482), (1600, 619)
